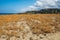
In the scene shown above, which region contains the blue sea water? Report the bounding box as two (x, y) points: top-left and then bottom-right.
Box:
(0, 13), (16, 15)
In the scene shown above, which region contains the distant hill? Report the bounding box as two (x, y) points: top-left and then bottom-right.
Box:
(26, 8), (60, 14)
(0, 8), (60, 15)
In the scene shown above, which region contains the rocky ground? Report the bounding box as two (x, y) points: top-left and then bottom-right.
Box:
(0, 14), (60, 40)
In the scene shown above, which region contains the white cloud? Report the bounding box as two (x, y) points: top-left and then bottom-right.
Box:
(21, 0), (60, 12)
(28, 6), (37, 11)
(20, 8), (28, 13)
(21, 6), (37, 12)
(35, 0), (60, 8)
(34, 1), (43, 7)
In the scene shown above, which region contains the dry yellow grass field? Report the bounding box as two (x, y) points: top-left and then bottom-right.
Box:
(0, 14), (60, 40)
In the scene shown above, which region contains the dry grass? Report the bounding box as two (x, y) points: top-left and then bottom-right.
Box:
(0, 14), (60, 40)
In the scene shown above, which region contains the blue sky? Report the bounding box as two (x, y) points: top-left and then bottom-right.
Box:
(0, 0), (36, 13)
(0, 0), (60, 13)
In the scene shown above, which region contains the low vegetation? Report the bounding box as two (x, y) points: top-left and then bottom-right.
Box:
(0, 14), (60, 40)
